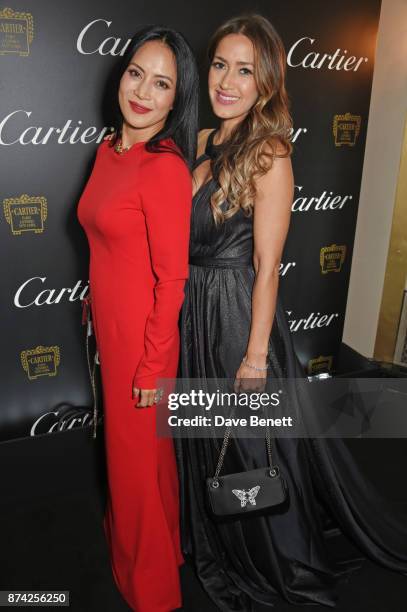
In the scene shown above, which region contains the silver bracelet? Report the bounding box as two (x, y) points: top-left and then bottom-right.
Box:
(242, 355), (269, 371)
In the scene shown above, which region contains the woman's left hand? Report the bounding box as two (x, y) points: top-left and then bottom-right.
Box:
(234, 356), (267, 393)
(132, 387), (160, 407)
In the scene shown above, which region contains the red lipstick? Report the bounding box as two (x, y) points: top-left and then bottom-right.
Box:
(129, 100), (152, 114)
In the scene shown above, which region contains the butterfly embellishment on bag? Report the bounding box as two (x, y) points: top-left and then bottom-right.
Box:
(232, 485), (260, 507)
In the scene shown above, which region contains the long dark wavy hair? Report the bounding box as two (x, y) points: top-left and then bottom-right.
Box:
(109, 25), (199, 170)
(207, 14), (293, 224)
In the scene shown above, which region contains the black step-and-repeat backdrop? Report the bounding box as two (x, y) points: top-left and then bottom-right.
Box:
(1, 0), (381, 442)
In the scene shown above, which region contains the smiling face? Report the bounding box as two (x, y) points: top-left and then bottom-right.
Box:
(208, 33), (259, 128)
(118, 39), (177, 143)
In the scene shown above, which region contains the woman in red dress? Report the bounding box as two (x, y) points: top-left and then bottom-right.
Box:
(77, 26), (198, 612)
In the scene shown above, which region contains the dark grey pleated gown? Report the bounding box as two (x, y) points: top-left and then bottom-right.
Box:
(174, 129), (407, 611)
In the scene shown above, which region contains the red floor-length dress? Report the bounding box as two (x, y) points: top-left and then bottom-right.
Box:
(77, 136), (192, 612)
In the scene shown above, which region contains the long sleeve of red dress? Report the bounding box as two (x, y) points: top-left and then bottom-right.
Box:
(132, 149), (192, 390)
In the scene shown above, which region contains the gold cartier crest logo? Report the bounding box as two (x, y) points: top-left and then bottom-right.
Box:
(3, 194), (47, 235)
(333, 113), (361, 146)
(21, 345), (60, 380)
(0, 7), (33, 55)
(320, 244), (346, 274)
(308, 355), (333, 375)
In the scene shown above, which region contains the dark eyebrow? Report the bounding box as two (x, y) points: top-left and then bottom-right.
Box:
(214, 55), (254, 66)
(128, 62), (174, 84)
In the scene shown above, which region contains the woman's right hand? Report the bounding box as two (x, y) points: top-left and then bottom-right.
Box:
(233, 357), (267, 393)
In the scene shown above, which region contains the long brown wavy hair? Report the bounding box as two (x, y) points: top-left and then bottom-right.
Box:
(207, 14), (293, 224)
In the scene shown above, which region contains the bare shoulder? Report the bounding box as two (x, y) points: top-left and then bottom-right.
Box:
(262, 136), (291, 158)
(197, 128), (215, 158)
(255, 139), (294, 196)
(198, 128), (213, 142)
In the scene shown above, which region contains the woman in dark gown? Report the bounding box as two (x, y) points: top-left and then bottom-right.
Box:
(174, 13), (407, 611)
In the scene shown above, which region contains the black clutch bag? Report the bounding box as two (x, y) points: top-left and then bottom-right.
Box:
(206, 414), (288, 517)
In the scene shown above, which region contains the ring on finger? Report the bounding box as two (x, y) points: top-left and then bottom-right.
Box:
(154, 388), (164, 403)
